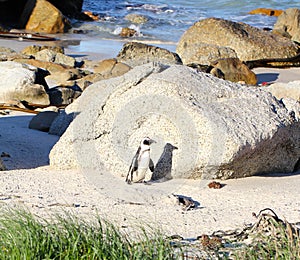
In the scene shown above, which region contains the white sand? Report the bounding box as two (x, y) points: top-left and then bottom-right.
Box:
(0, 112), (299, 238)
(0, 37), (300, 238)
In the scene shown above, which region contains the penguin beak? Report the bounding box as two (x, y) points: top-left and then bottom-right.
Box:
(173, 145), (178, 150)
(149, 139), (156, 144)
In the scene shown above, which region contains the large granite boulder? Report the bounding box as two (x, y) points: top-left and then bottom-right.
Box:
(49, 63), (300, 180)
(177, 18), (299, 64)
(25, 0), (71, 33)
(273, 8), (300, 43)
(116, 42), (182, 67)
(0, 61), (49, 105)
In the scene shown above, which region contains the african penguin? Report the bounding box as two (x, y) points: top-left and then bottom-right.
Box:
(126, 137), (156, 184)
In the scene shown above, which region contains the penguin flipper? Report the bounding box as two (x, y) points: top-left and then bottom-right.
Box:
(126, 152), (139, 183)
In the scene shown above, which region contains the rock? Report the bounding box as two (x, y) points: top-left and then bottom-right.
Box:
(125, 14), (148, 24)
(14, 59), (73, 74)
(45, 69), (82, 88)
(117, 42), (182, 67)
(82, 11), (99, 21)
(21, 45), (64, 56)
(177, 18), (299, 63)
(119, 27), (137, 37)
(25, 0), (71, 33)
(249, 8), (283, 16)
(0, 0), (27, 28)
(74, 59), (131, 90)
(35, 49), (57, 62)
(280, 98), (300, 121)
(54, 53), (76, 67)
(0, 47), (16, 55)
(210, 58), (257, 85)
(0, 24), (8, 32)
(0, 158), (6, 171)
(273, 8), (300, 43)
(49, 63), (300, 180)
(93, 59), (131, 76)
(48, 85), (82, 106)
(265, 81), (300, 101)
(0, 47), (21, 61)
(0, 61), (49, 105)
(29, 111), (59, 132)
(0, 0), (81, 30)
(47, 0), (83, 18)
(75, 73), (105, 90)
(183, 43), (238, 66)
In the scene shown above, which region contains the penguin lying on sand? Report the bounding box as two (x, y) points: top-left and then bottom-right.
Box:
(126, 137), (156, 184)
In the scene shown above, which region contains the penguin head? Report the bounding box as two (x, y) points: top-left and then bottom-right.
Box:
(141, 137), (156, 147)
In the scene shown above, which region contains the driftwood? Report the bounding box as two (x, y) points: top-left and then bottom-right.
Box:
(245, 53), (300, 69)
(0, 31), (56, 41)
(0, 105), (39, 114)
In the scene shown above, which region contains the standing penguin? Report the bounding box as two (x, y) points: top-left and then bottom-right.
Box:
(126, 137), (156, 184)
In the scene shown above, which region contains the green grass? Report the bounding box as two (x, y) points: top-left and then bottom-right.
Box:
(0, 208), (299, 259)
(0, 209), (182, 260)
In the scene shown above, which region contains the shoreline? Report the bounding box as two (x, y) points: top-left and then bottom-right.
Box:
(1, 36), (300, 85)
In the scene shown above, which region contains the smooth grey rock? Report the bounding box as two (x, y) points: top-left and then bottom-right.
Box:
(0, 61), (49, 104)
(49, 63), (300, 180)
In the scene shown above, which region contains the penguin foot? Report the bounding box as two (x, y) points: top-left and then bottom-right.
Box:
(143, 181), (152, 185)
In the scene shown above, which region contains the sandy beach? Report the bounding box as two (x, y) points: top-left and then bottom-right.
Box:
(0, 36), (300, 238)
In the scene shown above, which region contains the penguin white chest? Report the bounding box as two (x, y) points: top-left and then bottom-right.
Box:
(138, 150), (150, 169)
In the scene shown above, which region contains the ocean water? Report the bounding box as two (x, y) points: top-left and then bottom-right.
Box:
(68, 0), (300, 57)
(76, 0), (300, 44)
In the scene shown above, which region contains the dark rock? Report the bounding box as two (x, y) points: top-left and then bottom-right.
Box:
(48, 85), (82, 106)
(0, 0), (27, 28)
(29, 111), (59, 132)
(48, 0), (83, 18)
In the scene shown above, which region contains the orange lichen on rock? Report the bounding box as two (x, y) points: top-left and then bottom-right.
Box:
(249, 8), (283, 17)
(83, 11), (99, 21)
